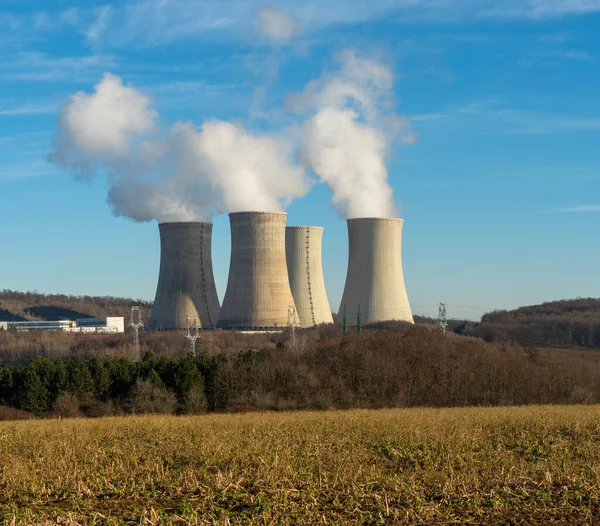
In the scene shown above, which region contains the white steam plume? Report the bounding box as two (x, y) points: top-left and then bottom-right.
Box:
(175, 120), (308, 213)
(108, 179), (214, 223)
(290, 50), (415, 219)
(50, 74), (309, 222)
(50, 73), (156, 176)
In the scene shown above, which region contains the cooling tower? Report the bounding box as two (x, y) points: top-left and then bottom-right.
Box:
(147, 222), (220, 330)
(217, 212), (296, 330)
(336, 218), (414, 325)
(286, 226), (333, 327)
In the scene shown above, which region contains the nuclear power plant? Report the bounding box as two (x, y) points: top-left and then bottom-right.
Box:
(285, 226), (333, 327)
(147, 222), (221, 330)
(336, 218), (414, 326)
(144, 215), (413, 332)
(37, 59), (420, 338)
(217, 212), (297, 330)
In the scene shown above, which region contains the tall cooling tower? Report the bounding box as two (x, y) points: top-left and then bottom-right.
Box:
(336, 218), (414, 325)
(217, 212), (296, 330)
(286, 226), (333, 327)
(147, 222), (220, 330)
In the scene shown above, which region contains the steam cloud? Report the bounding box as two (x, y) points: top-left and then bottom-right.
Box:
(50, 36), (414, 224)
(50, 74), (309, 222)
(290, 50), (415, 219)
(187, 120), (306, 213)
(50, 73), (156, 174)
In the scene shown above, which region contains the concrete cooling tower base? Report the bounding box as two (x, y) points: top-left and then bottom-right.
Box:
(147, 222), (220, 330)
(217, 212), (297, 330)
(336, 217), (413, 325)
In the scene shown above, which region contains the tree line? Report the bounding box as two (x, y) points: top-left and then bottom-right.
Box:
(0, 352), (227, 417)
(418, 298), (600, 349)
(2, 325), (600, 419)
(462, 298), (600, 348)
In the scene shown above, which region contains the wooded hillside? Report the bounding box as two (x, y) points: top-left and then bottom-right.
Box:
(1, 289), (598, 349)
(0, 290), (152, 323)
(459, 298), (600, 348)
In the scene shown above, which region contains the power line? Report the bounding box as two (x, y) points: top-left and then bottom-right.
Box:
(412, 303), (502, 312)
(445, 303), (500, 311)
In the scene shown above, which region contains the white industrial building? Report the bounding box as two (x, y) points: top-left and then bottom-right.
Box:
(2, 317), (125, 333)
(6, 320), (74, 331)
(74, 317), (125, 333)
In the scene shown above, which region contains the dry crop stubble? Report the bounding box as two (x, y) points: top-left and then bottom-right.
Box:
(1, 406), (600, 524)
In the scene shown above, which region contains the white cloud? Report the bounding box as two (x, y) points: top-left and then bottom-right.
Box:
(150, 80), (238, 94)
(87, 5), (112, 43)
(554, 204), (600, 213)
(539, 32), (571, 43)
(60, 8), (80, 26)
(478, 0), (600, 18)
(519, 47), (596, 67)
(0, 163), (57, 183)
(2, 1), (599, 49)
(0, 52), (118, 83)
(556, 50), (595, 60)
(412, 101), (600, 135)
(0, 104), (55, 116)
(33, 11), (52, 30)
(0, 131), (52, 144)
(257, 7), (300, 43)
(0, 13), (21, 32)
(50, 73), (157, 173)
(12, 7), (86, 38)
(58, 0), (600, 47)
(529, 0), (600, 17)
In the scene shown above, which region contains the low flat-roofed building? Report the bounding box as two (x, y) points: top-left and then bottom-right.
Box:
(4, 317), (125, 333)
(76, 317), (125, 333)
(7, 320), (74, 331)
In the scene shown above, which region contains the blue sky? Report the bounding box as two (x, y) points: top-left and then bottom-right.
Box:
(0, 0), (599, 320)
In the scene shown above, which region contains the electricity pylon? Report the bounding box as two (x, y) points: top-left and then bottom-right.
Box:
(131, 306), (143, 361)
(186, 315), (200, 357)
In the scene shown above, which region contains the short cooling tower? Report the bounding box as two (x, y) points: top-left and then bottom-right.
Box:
(147, 222), (220, 330)
(336, 218), (414, 325)
(286, 226), (333, 327)
(217, 212), (296, 330)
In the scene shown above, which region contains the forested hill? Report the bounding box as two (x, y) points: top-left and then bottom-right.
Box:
(2, 289), (599, 348)
(0, 290), (152, 323)
(459, 298), (600, 349)
(481, 298), (600, 323)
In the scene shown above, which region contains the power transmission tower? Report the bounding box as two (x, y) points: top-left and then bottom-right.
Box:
(186, 315), (200, 357)
(130, 306), (143, 361)
(438, 303), (448, 336)
(288, 305), (297, 349)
